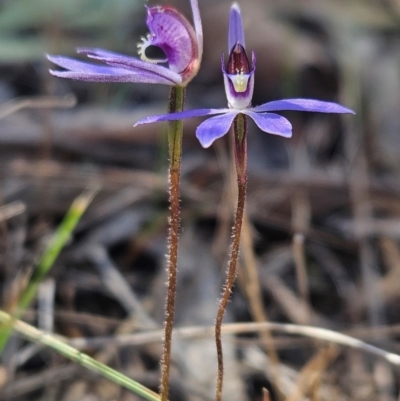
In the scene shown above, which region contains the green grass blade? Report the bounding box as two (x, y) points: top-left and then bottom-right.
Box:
(0, 309), (161, 401)
(0, 189), (97, 352)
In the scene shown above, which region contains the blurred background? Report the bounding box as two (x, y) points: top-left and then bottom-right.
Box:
(1, 0), (400, 400)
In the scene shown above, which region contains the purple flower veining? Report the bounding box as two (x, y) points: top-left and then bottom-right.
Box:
(135, 2), (354, 148)
(47, 0), (203, 86)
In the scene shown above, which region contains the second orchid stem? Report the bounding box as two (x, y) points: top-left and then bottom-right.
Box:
(160, 85), (186, 401)
(215, 114), (248, 401)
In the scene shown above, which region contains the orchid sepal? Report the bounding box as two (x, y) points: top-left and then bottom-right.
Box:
(228, 3), (245, 52)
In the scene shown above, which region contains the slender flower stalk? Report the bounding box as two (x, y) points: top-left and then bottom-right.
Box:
(135, 3), (354, 400)
(48, 2), (202, 401)
(215, 113), (248, 401)
(160, 85), (185, 401)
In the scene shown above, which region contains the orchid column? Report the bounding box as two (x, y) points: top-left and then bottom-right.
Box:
(48, 2), (203, 401)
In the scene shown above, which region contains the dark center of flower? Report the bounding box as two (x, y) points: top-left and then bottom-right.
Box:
(227, 43), (250, 75)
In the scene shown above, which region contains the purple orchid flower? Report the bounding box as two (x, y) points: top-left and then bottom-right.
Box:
(47, 0), (203, 87)
(134, 2), (354, 148)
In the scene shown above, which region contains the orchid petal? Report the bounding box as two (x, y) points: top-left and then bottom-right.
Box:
(47, 55), (130, 75)
(252, 98), (355, 114)
(49, 70), (175, 84)
(223, 70), (254, 110)
(228, 3), (245, 52)
(244, 111), (293, 137)
(196, 111), (238, 148)
(190, 0), (203, 64)
(48, 53), (178, 84)
(77, 48), (182, 85)
(134, 108), (231, 126)
(77, 48), (129, 59)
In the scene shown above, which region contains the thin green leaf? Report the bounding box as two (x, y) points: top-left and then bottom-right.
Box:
(0, 188), (98, 352)
(0, 309), (161, 401)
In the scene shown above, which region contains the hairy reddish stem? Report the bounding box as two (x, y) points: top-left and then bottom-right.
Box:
(160, 85), (185, 401)
(215, 114), (248, 401)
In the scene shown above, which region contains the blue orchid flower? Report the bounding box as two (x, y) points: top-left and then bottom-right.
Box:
(135, 3), (354, 148)
(47, 0), (203, 87)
